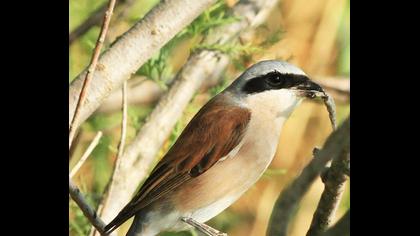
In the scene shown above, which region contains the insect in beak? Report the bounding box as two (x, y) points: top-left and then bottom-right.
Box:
(294, 79), (326, 99)
(294, 79), (337, 130)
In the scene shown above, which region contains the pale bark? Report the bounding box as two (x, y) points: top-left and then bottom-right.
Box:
(69, 0), (217, 131)
(267, 117), (350, 236)
(306, 145), (350, 236)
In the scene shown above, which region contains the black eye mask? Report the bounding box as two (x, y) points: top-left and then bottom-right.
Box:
(242, 72), (310, 94)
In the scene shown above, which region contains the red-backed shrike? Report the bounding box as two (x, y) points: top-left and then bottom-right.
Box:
(104, 60), (326, 236)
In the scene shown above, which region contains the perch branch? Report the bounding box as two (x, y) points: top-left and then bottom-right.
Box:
(306, 145), (350, 236)
(69, 179), (106, 234)
(320, 210), (350, 236)
(267, 117), (350, 236)
(97, 0), (281, 231)
(69, 0), (118, 149)
(70, 131), (103, 178)
(182, 217), (227, 236)
(69, 0), (217, 134)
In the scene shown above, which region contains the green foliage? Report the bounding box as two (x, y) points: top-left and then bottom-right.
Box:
(136, 49), (173, 89)
(85, 112), (122, 132)
(92, 135), (112, 194)
(127, 105), (153, 132)
(177, 0), (239, 39)
(136, 0), (239, 85)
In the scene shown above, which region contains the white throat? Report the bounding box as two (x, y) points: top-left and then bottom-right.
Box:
(245, 89), (302, 121)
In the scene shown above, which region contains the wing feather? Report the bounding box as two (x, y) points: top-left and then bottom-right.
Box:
(104, 95), (250, 234)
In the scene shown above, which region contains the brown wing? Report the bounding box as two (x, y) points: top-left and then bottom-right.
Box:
(104, 95), (251, 234)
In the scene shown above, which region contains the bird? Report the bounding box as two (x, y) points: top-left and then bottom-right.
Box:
(104, 60), (326, 236)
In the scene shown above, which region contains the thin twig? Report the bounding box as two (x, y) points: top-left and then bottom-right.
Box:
(267, 117), (350, 236)
(320, 210), (350, 236)
(69, 0), (118, 149)
(117, 81), (128, 159)
(70, 131), (103, 178)
(306, 146), (350, 236)
(69, 179), (106, 234)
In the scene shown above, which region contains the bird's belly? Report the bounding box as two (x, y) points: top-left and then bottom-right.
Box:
(173, 136), (278, 223)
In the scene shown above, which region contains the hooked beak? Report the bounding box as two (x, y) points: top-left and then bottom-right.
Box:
(294, 79), (326, 99)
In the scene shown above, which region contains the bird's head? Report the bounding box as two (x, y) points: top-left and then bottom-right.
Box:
(225, 60), (326, 118)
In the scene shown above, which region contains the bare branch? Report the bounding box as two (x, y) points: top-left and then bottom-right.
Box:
(69, 0), (217, 134)
(69, 179), (106, 234)
(306, 145), (350, 236)
(320, 210), (350, 236)
(98, 0), (282, 231)
(69, 0), (118, 149)
(266, 117), (350, 236)
(70, 131), (103, 178)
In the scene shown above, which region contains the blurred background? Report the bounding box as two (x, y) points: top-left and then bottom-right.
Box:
(69, 0), (350, 235)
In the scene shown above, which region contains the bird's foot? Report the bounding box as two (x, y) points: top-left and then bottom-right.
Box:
(181, 217), (227, 236)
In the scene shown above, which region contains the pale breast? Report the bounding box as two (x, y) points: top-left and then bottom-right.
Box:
(173, 108), (288, 223)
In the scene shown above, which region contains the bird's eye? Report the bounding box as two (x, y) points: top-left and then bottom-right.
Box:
(266, 75), (283, 87)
